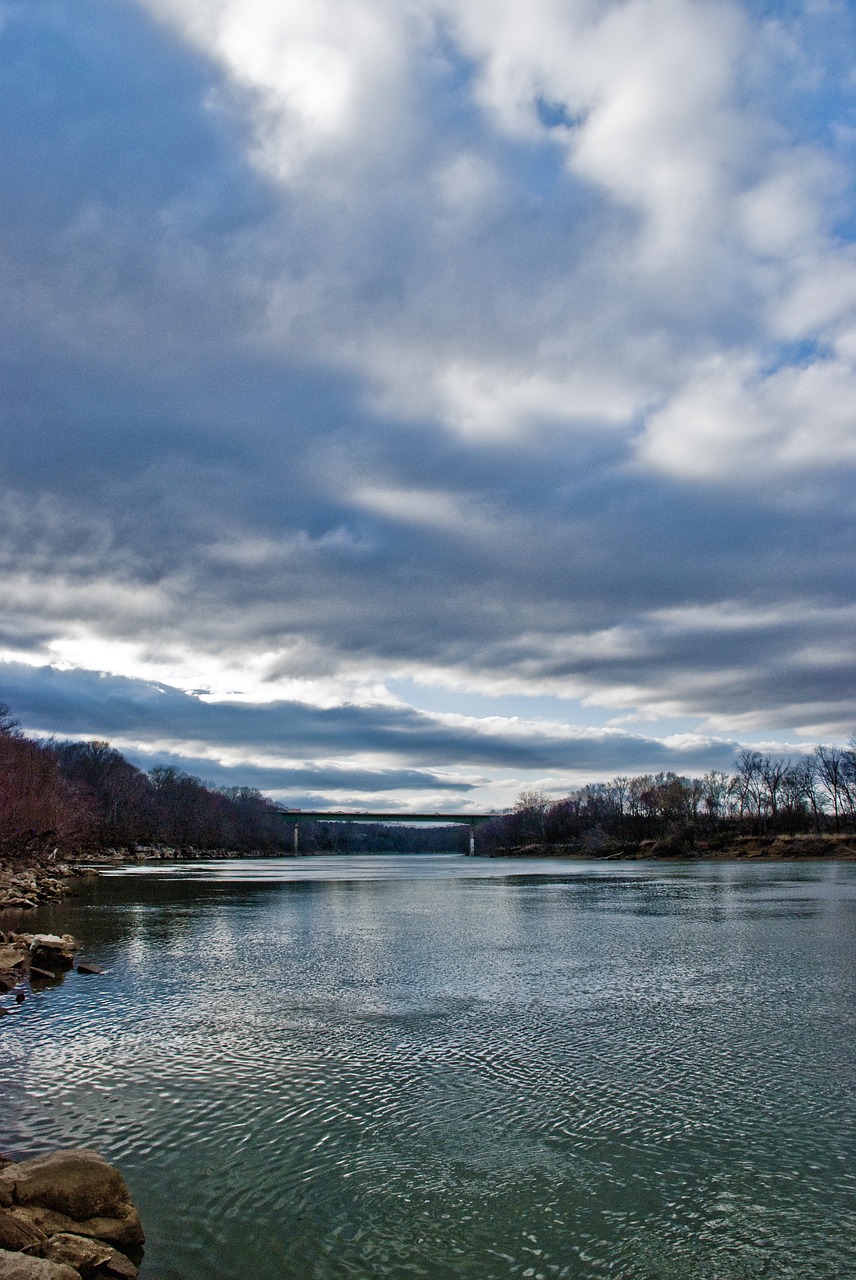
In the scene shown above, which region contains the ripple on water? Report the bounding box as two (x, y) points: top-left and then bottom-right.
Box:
(1, 858), (855, 1280)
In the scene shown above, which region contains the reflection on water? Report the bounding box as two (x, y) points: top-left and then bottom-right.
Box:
(1, 856), (855, 1280)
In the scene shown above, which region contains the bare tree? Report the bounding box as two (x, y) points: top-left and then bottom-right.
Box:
(814, 745), (848, 831)
(760, 755), (790, 823)
(513, 789), (548, 841)
(733, 750), (765, 827)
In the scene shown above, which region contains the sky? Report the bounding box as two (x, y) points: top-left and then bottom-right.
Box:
(2, 0), (856, 814)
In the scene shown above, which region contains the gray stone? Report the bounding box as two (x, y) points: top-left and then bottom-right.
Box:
(2, 1210), (78, 1241)
(72, 1209), (143, 1250)
(0, 947), (28, 974)
(0, 1249), (79, 1280)
(94, 1249), (137, 1280)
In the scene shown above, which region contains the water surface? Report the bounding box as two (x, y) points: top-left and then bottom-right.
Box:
(1, 855), (854, 1279)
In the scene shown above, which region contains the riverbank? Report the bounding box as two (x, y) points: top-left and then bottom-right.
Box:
(487, 832), (856, 859)
(0, 846), (282, 913)
(3, 833), (855, 915)
(0, 861), (80, 912)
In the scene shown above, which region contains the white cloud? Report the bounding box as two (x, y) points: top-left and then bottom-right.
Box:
(638, 350), (856, 480)
(143, 0), (415, 180)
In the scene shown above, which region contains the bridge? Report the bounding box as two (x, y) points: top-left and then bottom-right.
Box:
(280, 810), (496, 855)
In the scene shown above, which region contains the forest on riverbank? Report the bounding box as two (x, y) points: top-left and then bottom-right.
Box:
(0, 703), (462, 858)
(478, 744), (856, 856)
(2, 701), (856, 862)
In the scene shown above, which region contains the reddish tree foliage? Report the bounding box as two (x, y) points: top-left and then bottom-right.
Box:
(0, 705), (96, 857)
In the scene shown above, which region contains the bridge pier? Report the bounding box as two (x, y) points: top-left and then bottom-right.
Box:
(282, 810), (491, 854)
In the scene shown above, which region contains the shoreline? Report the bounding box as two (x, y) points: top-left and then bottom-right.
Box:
(2, 834), (855, 915)
(479, 833), (856, 860)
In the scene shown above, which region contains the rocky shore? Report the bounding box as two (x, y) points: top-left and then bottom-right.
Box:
(0, 930), (103, 1015)
(0, 863), (76, 913)
(0, 1151), (144, 1280)
(0, 846), (266, 915)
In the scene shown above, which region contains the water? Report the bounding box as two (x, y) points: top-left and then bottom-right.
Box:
(1, 855), (855, 1280)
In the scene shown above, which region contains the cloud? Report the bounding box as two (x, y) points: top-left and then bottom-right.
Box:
(0, 660), (780, 798)
(0, 0), (854, 806)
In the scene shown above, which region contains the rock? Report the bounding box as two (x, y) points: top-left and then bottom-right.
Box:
(39, 1233), (113, 1277)
(0, 1152), (143, 1279)
(93, 1249), (137, 1280)
(27, 939), (76, 974)
(27, 969), (56, 982)
(7, 1206), (142, 1254)
(4, 1210), (79, 1241)
(0, 1250), (79, 1280)
(0, 1209), (44, 1252)
(0, 948), (28, 974)
(75, 966), (103, 977)
(0, 1009), (8, 1018)
(0, 1152), (137, 1230)
(72, 1208), (143, 1250)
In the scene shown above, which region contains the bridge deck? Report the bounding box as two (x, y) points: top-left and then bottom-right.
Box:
(280, 811), (496, 825)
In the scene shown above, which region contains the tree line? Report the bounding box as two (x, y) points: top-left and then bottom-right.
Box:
(478, 742), (856, 854)
(0, 703), (468, 858)
(0, 704), (290, 858)
(3, 699), (856, 859)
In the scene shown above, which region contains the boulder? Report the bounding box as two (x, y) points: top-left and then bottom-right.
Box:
(27, 939), (76, 974)
(0, 1153), (143, 1277)
(1, 1203), (143, 1252)
(94, 1250), (137, 1280)
(39, 1233), (115, 1278)
(0, 1250), (79, 1280)
(0, 1209), (44, 1253)
(4, 1210), (80, 1241)
(71, 1208), (143, 1250)
(0, 1153), (141, 1241)
(75, 966), (103, 977)
(0, 948), (27, 970)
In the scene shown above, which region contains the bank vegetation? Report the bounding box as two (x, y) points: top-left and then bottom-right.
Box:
(480, 744), (856, 857)
(2, 702), (856, 866)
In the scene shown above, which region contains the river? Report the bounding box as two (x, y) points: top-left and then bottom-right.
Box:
(2, 855), (855, 1279)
